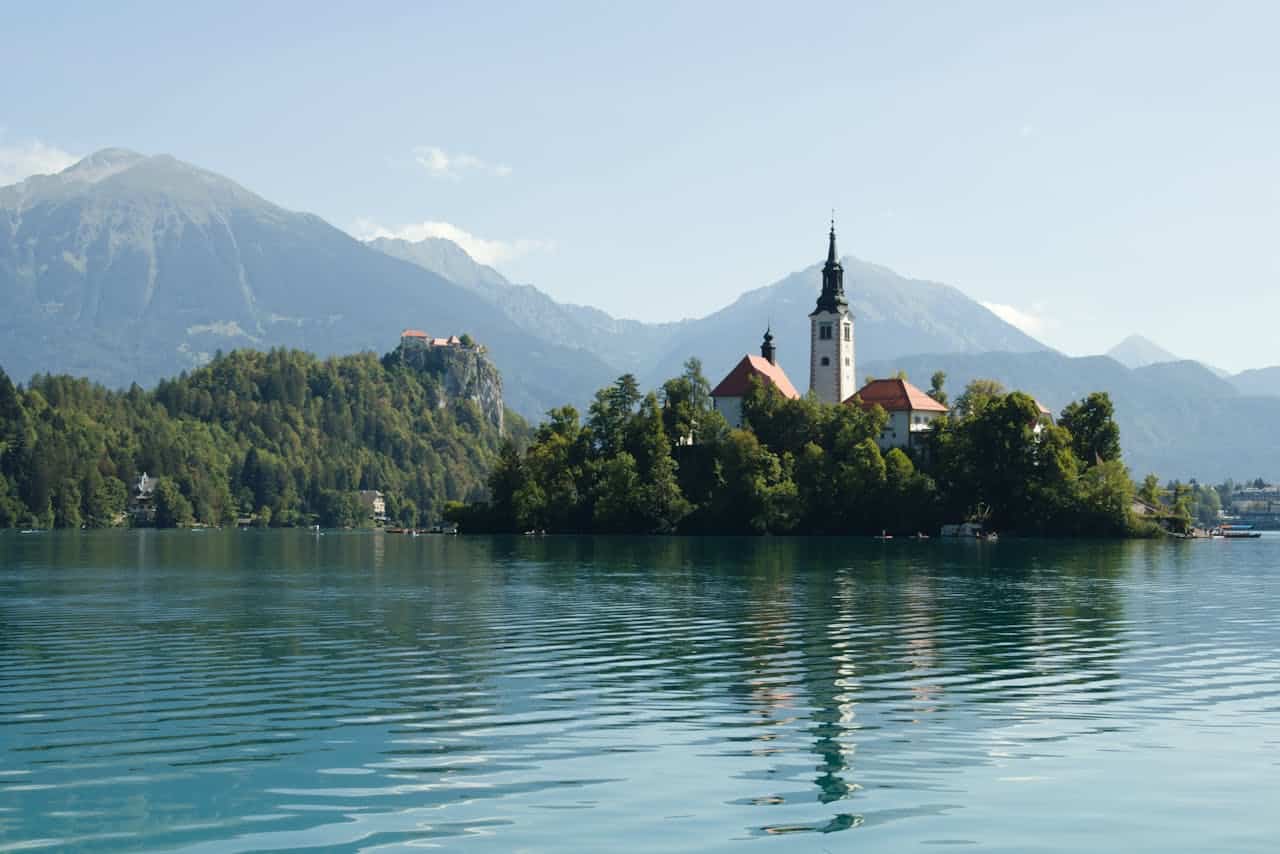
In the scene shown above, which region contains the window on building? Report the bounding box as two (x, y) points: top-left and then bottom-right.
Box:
(820, 356), (830, 366)
(844, 357), (850, 366)
(819, 323), (833, 340)
(843, 325), (851, 341)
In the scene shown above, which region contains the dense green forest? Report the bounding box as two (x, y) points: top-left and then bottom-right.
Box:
(449, 361), (1154, 537)
(0, 347), (524, 529)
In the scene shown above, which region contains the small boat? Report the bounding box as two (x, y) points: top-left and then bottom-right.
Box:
(913, 532), (930, 540)
(874, 530), (893, 540)
(1218, 524), (1262, 539)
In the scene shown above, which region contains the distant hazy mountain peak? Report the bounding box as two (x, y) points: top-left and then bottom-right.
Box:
(368, 235), (508, 293)
(1106, 334), (1181, 369)
(59, 148), (147, 184)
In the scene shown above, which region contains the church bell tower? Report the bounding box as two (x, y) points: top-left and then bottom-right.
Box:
(809, 220), (855, 403)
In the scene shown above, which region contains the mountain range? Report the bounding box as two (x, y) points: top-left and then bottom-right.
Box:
(368, 233), (1049, 390)
(0, 149), (613, 416)
(0, 148), (1045, 414)
(2, 148), (1278, 480)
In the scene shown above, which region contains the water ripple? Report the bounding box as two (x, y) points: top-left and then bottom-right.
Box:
(2, 532), (1280, 851)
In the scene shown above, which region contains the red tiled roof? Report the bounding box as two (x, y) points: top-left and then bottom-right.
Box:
(401, 329), (428, 339)
(710, 355), (800, 400)
(846, 378), (949, 413)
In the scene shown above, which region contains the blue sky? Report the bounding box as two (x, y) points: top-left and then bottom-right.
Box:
(3, 1), (1278, 370)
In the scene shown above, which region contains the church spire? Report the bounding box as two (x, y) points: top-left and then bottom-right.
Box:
(812, 218), (847, 316)
(760, 326), (776, 365)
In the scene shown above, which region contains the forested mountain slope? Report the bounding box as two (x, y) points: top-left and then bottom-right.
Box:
(0, 343), (525, 528)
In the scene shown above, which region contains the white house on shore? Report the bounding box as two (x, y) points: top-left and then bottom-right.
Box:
(846, 378), (949, 452)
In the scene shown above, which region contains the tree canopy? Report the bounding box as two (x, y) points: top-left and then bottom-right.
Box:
(0, 347), (525, 529)
(452, 372), (1143, 537)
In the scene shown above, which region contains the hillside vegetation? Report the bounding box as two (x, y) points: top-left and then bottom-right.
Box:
(0, 346), (523, 529)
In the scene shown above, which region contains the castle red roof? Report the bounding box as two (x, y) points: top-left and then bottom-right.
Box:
(401, 329), (428, 339)
(846, 378), (949, 413)
(710, 355), (800, 400)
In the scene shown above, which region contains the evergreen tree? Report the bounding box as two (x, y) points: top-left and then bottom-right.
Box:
(1058, 392), (1122, 464)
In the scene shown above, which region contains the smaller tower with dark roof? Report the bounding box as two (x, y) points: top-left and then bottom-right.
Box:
(710, 330), (800, 429)
(761, 327), (777, 365)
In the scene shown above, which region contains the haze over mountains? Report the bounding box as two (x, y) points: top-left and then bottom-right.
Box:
(0, 148), (612, 416)
(2, 149), (1278, 479)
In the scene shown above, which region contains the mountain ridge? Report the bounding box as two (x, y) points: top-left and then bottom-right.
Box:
(0, 149), (619, 417)
(367, 234), (1051, 389)
(6, 147), (1278, 481)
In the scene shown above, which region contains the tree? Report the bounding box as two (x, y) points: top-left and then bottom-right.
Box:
(1073, 459), (1135, 535)
(953, 379), (1006, 418)
(487, 440), (533, 530)
(1191, 483), (1222, 527)
(588, 374), (642, 457)
(1137, 474), (1163, 506)
(928, 371), (948, 406)
(1059, 392), (1122, 465)
(53, 478), (82, 528)
(638, 454), (691, 534)
(154, 479), (194, 528)
(84, 471), (126, 527)
(712, 430), (797, 534)
(683, 357), (711, 414)
(317, 489), (362, 528)
(593, 452), (641, 532)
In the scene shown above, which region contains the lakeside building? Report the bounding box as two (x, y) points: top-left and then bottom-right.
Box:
(128, 472), (157, 524)
(1227, 484), (1280, 528)
(710, 329), (799, 429)
(357, 490), (387, 524)
(846, 378), (949, 452)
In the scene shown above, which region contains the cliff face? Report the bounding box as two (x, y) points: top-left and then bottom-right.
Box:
(395, 344), (504, 433)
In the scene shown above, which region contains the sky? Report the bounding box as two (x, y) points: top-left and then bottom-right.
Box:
(3, 1), (1278, 371)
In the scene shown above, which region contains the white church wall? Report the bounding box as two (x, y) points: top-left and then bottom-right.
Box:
(713, 396), (743, 430)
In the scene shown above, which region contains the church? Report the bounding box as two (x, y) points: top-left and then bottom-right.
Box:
(710, 221), (949, 450)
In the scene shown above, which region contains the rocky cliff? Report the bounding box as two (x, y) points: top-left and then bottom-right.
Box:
(393, 343), (504, 433)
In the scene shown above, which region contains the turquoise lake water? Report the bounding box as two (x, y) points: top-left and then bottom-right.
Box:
(2, 531), (1278, 852)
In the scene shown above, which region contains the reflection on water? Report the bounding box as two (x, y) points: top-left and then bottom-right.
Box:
(2, 532), (1279, 852)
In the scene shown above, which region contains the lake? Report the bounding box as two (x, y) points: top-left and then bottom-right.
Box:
(2, 531), (1278, 852)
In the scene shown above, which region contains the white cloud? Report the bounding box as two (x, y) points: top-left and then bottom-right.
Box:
(982, 300), (1048, 338)
(352, 218), (552, 267)
(0, 138), (78, 186)
(412, 145), (511, 180)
